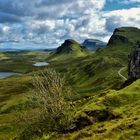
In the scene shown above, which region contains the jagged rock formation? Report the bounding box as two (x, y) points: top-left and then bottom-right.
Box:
(128, 43), (140, 80)
(82, 39), (106, 51)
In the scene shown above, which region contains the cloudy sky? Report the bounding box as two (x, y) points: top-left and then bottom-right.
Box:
(0, 0), (140, 48)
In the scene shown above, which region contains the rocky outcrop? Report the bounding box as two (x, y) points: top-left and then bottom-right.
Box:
(107, 35), (129, 46)
(107, 27), (140, 47)
(56, 39), (73, 54)
(128, 43), (140, 80)
(56, 39), (87, 54)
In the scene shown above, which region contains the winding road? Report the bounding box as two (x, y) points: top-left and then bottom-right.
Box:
(118, 67), (127, 81)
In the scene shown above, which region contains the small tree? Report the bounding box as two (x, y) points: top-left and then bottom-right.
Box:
(32, 69), (74, 132)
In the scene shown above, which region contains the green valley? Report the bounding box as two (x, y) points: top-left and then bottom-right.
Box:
(0, 27), (140, 140)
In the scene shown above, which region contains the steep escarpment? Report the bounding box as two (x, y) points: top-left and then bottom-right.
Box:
(128, 43), (140, 80)
(107, 27), (140, 47)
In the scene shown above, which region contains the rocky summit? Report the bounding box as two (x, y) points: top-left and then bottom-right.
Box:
(107, 27), (140, 46)
(55, 39), (88, 57)
(56, 39), (87, 54)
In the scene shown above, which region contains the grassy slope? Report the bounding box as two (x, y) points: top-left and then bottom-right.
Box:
(1, 73), (140, 140)
(46, 27), (139, 97)
(49, 80), (140, 140)
(0, 51), (50, 139)
(47, 40), (89, 61)
(0, 27), (140, 139)
(47, 44), (133, 98)
(0, 51), (49, 73)
(0, 75), (31, 139)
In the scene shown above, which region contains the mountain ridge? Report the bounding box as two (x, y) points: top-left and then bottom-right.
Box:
(107, 27), (140, 47)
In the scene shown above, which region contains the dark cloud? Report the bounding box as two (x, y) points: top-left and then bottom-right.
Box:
(0, 0), (39, 18)
(0, 0), (26, 16)
(0, 0), (71, 19)
(37, 0), (72, 6)
(0, 0), (105, 21)
(0, 12), (21, 23)
(0, 28), (3, 35)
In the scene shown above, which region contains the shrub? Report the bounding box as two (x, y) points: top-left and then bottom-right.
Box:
(31, 69), (74, 133)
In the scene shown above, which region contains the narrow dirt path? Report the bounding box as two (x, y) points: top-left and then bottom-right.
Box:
(118, 67), (127, 81)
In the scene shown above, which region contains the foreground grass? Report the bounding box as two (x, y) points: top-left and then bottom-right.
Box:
(1, 74), (140, 140)
(0, 75), (33, 139)
(43, 80), (140, 140)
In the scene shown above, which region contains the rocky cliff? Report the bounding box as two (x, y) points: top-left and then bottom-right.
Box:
(107, 27), (140, 47)
(128, 43), (140, 80)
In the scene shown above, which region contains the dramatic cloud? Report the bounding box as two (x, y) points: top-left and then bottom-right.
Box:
(0, 0), (139, 48)
(0, 0), (105, 19)
(0, 12), (21, 23)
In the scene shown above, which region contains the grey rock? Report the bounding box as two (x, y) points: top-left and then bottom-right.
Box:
(128, 43), (140, 79)
(107, 35), (129, 46)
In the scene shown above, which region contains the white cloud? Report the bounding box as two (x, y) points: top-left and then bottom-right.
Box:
(0, 0), (107, 46)
(104, 8), (140, 32)
(0, 0), (140, 47)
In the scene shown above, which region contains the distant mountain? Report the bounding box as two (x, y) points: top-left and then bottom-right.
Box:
(44, 48), (56, 52)
(56, 39), (88, 54)
(82, 39), (106, 51)
(107, 27), (140, 47)
(0, 42), (54, 52)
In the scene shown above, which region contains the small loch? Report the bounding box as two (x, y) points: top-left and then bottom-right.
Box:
(0, 72), (18, 79)
(33, 62), (49, 67)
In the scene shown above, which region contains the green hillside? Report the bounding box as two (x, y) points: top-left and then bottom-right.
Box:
(43, 79), (140, 140)
(0, 27), (140, 140)
(56, 39), (86, 54)
(47, 27), (140, 97)
(47, 39), (89, 61)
